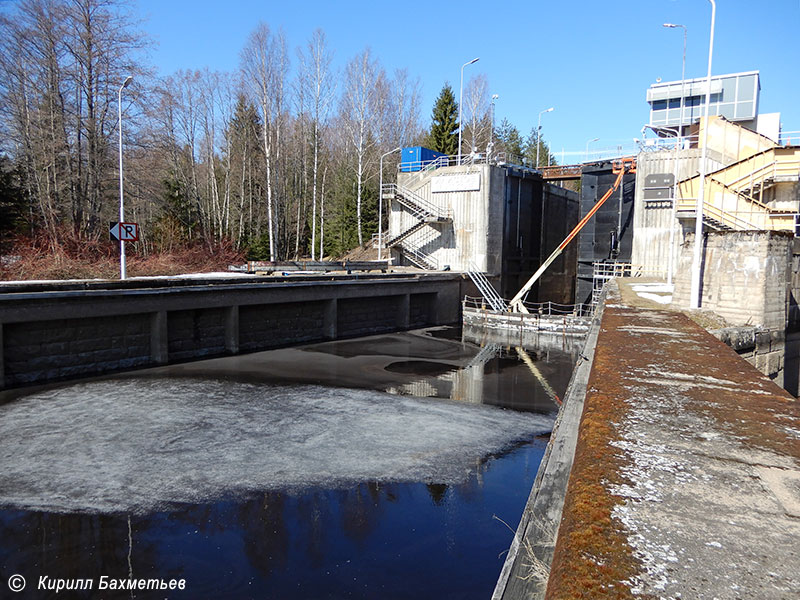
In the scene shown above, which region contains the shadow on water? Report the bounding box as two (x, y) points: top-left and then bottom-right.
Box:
(0, 326), (579, 599)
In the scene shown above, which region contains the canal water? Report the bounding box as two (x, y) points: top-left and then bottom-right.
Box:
(0, 326), (578, 599)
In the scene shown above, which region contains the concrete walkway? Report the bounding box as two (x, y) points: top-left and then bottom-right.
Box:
(546, 281), (800, 598)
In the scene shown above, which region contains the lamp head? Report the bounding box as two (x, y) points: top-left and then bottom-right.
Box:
(468, 57), (479, 65)
(122, 75), (133, 88)
(546, 107), (554, 113)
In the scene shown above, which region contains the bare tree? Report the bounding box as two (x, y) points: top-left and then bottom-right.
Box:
(340, 48), (385, 247)
(462, 74), (491, 156)
(240, 23), (287, 261)
(296, 28), (335, 260)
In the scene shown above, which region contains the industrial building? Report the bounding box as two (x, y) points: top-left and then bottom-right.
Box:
(383, 152), (579, 303)
(646, 70), (780, 141)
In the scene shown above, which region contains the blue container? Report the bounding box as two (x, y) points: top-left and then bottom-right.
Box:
(400, 146), (446, 172)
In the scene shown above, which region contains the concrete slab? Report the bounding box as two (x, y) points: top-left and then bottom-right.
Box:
(546, 280), (800, 599)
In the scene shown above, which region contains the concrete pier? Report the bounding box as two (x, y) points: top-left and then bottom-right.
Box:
(0, 273), (464, 390)
(496, 279), (800, 598)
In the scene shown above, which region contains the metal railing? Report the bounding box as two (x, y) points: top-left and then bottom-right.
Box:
(397, 151), (535, 174)
(591, 262), (663, 305)
(779, 130), (800, 146)
(462, 295), (594, 318)
(637, 134), (700, 153)
(465, 265), (507, 312)
(382, 183), (451, 221)
(396, 225), (440, 270)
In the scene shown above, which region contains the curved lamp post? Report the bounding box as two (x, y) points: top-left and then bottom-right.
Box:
(690, 1), (716, 310)
(536, 107), (554, 167)
(585, 137), (599, 162)
(458, 57), (479, 165)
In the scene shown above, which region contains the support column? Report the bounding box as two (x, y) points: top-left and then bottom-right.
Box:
(150, 311), (168, 365)
(225, 306), (240, 354)
(0, 323), (5, 390)
(323, 299), (337, 340)
(398, 294), (411, 330)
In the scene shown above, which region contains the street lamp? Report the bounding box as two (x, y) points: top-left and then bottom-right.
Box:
(663, 23), (687, 141)
(690, 1), (715, 310)
(536, 107), (554, 167)
(489, 94), (499, 151)
(378, 147), (401, 261)
(118, 75), (133, 280)
(585, 137), (599, 162)
(458, 57), (479, 165)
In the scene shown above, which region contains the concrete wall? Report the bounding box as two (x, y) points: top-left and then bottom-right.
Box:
(0, 274), (463, 390)
(672, 230), (793, 386)
(672, 230), (792, 329)
(395, 164), (579, 303)
(395, 164), (495, 273)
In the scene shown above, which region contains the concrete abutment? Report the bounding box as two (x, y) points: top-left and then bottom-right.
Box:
(0, 274), (464, 391)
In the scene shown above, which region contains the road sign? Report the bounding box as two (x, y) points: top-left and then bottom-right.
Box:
(109, 222), (140, 242)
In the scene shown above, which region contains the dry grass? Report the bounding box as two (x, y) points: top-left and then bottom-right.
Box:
(0, 231), (245, 281)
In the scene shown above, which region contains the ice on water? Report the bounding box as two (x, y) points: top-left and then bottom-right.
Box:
(0, 378), (552, 514)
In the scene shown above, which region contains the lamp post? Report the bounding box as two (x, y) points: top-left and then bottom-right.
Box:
(690, 1), (715, 310)
(489, 94), (499, 150)
(536, 107), (554, 167)
(118, 75), (133, 280)
(458, 57), (479, 165)
(378, 147), (401, 261)
(663, 23), (687, 141)
(585, 137), (599, 162)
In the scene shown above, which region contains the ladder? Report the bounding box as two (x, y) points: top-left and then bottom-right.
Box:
(467, 264), (507, 312)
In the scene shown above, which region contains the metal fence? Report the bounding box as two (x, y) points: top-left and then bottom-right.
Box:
(462, 295), (594, 318)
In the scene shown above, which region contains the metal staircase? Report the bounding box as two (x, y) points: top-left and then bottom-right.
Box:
(676, 146), (800, 232)
(466, 264), (507, 312)
(381, 183), (451, 270)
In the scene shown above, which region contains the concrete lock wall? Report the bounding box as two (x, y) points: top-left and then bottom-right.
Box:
(672, 230), (793, 386)
(0, 274), (464, 390)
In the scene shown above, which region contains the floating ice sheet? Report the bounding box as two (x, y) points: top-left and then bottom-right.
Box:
(0, 378), (552, 514)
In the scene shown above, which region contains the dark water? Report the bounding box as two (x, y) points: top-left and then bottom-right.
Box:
(0, 326), (578, 599)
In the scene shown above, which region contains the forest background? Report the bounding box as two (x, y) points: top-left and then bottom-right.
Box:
(0, 0), (555, 279)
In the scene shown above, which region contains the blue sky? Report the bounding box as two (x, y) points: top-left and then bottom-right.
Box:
(135, 0), (800, 161)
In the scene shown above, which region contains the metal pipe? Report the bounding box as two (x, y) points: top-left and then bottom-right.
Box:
(536, 107), (554, 168)
(378, 147), (401, 261)
(118, 75), (133, 280)
(585, 137), (599, 162)
(690, 0), (716, 309)
(458, 57), (479, 166)
(663, 23), (687, 140)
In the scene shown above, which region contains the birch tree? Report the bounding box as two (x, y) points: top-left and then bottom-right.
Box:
(462, 74), (490, 156)
(340, 48), (385, 247)
(240, 23), (287, 261)
(297, 28), (335, 260)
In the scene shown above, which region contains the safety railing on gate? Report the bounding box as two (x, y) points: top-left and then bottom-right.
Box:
(462, 296), (594, 318)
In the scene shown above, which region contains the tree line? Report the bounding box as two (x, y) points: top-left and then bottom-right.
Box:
(0, 0), (556, 261)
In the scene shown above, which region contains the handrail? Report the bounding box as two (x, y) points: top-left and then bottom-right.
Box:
(466, 264), (507, 312)
(462, 296), (594, 318)
(397, 151), (535, 174)
(382, 183), (451, 221)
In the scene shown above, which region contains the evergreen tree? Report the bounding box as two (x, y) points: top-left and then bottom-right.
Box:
(426, 84), (459, 154)
(496, 118), (524, 158)
(525, 127), (558, 167)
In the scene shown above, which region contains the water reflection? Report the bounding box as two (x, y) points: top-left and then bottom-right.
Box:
(0, 326), (576, 599)
(0, 440), (548, 599)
